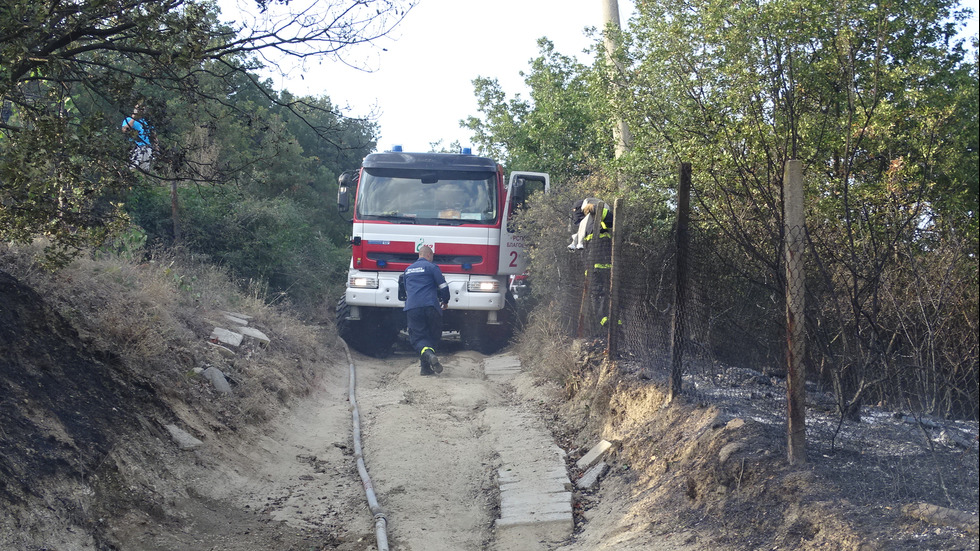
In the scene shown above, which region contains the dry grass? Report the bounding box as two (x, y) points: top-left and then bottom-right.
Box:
(515, 299), (581, 389)
(0, 240), (342, 431)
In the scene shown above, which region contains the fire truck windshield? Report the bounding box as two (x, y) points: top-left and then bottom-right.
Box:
(356, 169), (498, 224)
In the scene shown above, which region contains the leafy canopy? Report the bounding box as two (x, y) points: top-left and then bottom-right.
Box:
(1, 0), (412, 263)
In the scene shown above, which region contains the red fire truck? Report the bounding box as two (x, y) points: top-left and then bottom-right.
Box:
(336, 147), (548, 356)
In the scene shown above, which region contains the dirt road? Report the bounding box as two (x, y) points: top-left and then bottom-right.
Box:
(350, 346), (503, 550)
(179, 341), (573, 551)
(73, 336), (980, 551)
(101, 332), (707, 551)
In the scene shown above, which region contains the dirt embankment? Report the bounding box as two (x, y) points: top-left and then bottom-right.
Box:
(1, 270), (168, 548)
(545, 341), (979, 551)
(1, 252), (362, 550)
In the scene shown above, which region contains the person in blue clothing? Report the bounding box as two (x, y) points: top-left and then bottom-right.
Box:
(403, 245), (450, 375)
(121, 103), (153, 170)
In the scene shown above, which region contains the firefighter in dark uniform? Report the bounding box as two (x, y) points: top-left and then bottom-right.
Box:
(581, 201), (612, 254)
(583, 201), (613, 325)
(403, 245), (450, 375)
(570, 199), (613, 332)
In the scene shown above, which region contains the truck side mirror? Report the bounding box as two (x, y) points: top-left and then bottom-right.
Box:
(337, 171), (355, 212)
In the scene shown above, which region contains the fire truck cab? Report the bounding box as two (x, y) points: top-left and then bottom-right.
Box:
(336, 148), (548, 356)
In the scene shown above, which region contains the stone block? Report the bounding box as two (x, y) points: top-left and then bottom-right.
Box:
(202, 366), (232, 394)
(238, 326), (270, 346)
(210, 327), (243, 348)
(494, 510), (573, 551)
(165, 424), (203, 450)
(484, 355), (522, 378)
(207, 341), (236, 358)
(576, 439), (613, 470)
(500, 490), (571, 514)
(222, 312), (249, 326)
(576, 461), (608, 489)
(221, 310), (252, 320)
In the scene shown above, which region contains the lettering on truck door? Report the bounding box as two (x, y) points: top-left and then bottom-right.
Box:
(498, 172), (549, 275)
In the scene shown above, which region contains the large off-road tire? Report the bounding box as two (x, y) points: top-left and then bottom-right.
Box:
(336, 295), (400, 358)
(460, 293), (517, 355)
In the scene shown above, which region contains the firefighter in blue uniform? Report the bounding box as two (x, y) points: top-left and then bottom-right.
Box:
(403, 245), (450, 375)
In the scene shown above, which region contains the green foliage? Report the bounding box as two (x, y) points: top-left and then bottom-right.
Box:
(620, 0), (977, 229)
(463, 0), (978, 417)
(128, 174), (353, 309)
(625, 0), (978, 417)
(95, 225), (148, 262)
(464, 39), (611, 182)
(142, 78), (373, 306)
(180, 190), (346, 305)
(2, 0), (405, 268)
(1, 0), (394, 309)
(0, 106), (133, 265)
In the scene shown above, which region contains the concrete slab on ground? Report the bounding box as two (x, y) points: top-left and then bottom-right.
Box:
(576, 439), (613, 470)
(484, 355), (573, 550)
(484, 354), (522, 379)
(222, 312), (249, 326)
(238, 326), (270, 346)
(210, 327), (243, 348)
(576, 461), (608, 489)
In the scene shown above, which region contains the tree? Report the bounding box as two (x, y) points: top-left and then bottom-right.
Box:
(615, 0), (977, 420)
(464, 38), (611, 182)
(1, 0), (412, 263)
(121, 67), (375, 307)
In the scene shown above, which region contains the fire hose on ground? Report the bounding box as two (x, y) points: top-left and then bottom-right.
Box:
(340, 338), (390, 551)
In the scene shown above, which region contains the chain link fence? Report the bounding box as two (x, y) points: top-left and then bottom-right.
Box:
(514, 167), (977, 514)
(518, 170), (979, 422)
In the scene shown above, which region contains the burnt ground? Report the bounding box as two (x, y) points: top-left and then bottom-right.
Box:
(0, 271), (170, 539)
(1, 260), (978, 550)
(543, 340), (979, 550)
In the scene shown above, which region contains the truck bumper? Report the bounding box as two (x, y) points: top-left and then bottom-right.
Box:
(345, 270), (507, 311)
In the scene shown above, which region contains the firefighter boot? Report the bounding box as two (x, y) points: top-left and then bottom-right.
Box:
(420, 349), (435, 376)
(422, 347), (442, 374)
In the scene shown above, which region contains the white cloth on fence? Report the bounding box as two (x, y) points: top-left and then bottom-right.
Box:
(568, 212), (593, 250)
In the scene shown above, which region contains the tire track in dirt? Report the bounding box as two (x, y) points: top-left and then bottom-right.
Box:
(191, 370), (376, 549)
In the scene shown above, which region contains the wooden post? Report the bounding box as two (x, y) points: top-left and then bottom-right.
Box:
(784, 160), (807, 465)
(576, 275), (589, 338)
(606, 197), (624, 358)
(601, 0), (632, 159)
(668, 163), (691, 401)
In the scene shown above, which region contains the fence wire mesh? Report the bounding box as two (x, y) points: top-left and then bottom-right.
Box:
(539, 200), (788, 378)
(518, 178), (979, 421)
(514, 171), (977, 514)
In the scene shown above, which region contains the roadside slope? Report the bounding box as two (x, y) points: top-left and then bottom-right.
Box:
(532, 343), (980, 551)
(0, 247), (365, 550)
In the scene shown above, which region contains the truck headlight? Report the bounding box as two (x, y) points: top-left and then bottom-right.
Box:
(467, 280), (500, 292)
(349, 276), (379, 289)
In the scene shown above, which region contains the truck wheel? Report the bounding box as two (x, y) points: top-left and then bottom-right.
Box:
(459, 315), (484, 352)
(478, 324), (510, 355)
(462, 293), (516, 355)
(336, 296), (399, 358)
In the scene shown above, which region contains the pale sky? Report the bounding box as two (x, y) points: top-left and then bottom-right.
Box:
(218, 0), (977, 155)
(220, 0), (634, 153)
